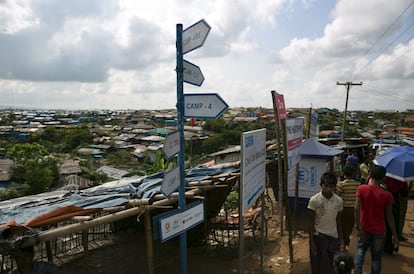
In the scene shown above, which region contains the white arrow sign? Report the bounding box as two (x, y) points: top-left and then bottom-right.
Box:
(161, 166), (180, 197)
(184, 93), (229, 119)
(163, 130), (180, 159)
(183, 60), (204, 86)
(182, 19), (211, 54)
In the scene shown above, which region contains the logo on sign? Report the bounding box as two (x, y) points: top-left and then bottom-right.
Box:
(310, 166), (317, 186)
(245, 136), (254, 148)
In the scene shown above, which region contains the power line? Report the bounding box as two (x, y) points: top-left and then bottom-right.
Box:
(352, 1), (414, 77)
(359, 84), (414, 108)
(370, 21), (414, 62)
(361, 0), (414, 58)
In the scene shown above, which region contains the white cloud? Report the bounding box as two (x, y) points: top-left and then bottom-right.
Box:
(0, 0), (413, 111)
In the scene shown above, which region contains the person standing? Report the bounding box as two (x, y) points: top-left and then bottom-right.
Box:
(359, 156), (371, 184)
(308, 172), (343, 274)
(336, 166), (360, 249)
(383, 176), (406, 254)
(399, 181), (412, 241)
(354, 165), (399, 274)
(11, 236), (58, 274)
(345, 149), (360, 179)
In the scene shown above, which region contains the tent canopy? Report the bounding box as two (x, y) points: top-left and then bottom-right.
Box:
(300, 138), (343, 158)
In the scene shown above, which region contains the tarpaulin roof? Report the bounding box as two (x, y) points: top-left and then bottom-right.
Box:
(0, 166), (238, 227)
(300, 138), (343, 158)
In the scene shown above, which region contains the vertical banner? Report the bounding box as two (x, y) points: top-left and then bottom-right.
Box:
(310, 110), (319, 139)
(273, 92), (287, 121)
(241, 128), (267, 215)
(286, 118), (304, 170)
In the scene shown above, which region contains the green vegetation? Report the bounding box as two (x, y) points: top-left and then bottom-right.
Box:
(6, 143), (59, 194)
(223, 190), (238, 211)
(201, 118), (276, 153)
(0, 185), (21, 201)
(30, 126), (93, 153)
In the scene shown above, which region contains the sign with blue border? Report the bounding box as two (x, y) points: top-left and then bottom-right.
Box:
(153, 201), (205, 242)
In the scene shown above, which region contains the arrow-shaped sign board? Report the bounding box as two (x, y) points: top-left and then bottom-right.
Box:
(182, 19), (211, 54)
(163, 130), (180, 159)
(184, 93), (229, 119)
(161, 166), (180, 197)
(183, 59), (204, 86)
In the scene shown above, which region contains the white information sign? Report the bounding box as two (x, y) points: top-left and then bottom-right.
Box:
(286, 118), (304, 170)
(241, 128), (266, 215)
(288, 157), (327, 198)
(159, 201), (204, 242)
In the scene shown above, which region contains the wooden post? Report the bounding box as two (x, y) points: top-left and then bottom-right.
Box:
(144, 209), (154, 274)
(293, 163), (299, 236)
(45, 241), (53, 263)
(281, 119), (294, 264)
(82, 230), (89, 274)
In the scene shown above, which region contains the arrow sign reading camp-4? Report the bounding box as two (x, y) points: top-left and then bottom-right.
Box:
(184, 93), (229, 119)
(183, 59), (204, 86)
(182, 19), (211, 54)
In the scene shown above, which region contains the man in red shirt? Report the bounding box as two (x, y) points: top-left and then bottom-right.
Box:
(354, 165), (399, 274)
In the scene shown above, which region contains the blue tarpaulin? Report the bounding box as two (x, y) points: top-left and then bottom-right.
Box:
(0, 166), (238, 225)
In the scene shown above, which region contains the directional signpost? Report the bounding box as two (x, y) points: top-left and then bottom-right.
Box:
(183, 60), (204, 86)
(168, 19), (227, 274)
(184, 93), (228, 118)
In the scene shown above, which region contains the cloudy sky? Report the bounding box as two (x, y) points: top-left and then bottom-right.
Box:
(0, 0), (413, 111)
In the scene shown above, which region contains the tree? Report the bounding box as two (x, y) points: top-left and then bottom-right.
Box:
(30, 126), (93, 153)
(6, 143), (58, 194)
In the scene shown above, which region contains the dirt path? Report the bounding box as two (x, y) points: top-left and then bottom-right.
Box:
(58, 199), (414, 274)
(291, 198), (414, 274)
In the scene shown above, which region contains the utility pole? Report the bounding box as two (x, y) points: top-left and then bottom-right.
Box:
(337, 81), (362, 143)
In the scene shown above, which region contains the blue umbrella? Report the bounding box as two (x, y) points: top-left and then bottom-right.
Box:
(373, 145), (414, 182)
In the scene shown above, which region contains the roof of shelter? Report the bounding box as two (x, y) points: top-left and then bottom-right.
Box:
(0, 165), (238, 227)
(300, 138), (343, 158)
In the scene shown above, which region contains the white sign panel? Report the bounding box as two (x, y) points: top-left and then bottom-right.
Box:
(184, 93), (228, 119)
(161, 166), (180, 197)
(288, 157), (327, 198)
(159, 201), (205, 242)
(183, 59), (205, 86)
(241, 128), (266, 215)
(182, 19), (211, 54)
(163, 131), (180, 159)
(286, 118), (304, 170)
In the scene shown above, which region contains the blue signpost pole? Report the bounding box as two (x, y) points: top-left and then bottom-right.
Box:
(176, 23), (187, 274)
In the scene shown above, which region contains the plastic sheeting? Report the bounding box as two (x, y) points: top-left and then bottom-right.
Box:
(0, 166), (238, 226)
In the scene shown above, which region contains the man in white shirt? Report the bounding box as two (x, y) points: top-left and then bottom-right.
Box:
(308, 172), (343, 274)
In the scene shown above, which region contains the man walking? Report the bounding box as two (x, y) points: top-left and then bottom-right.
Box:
(336, 166), (360, 250)
(308, 172), (343, 274)
(354, 165), (399, 274)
